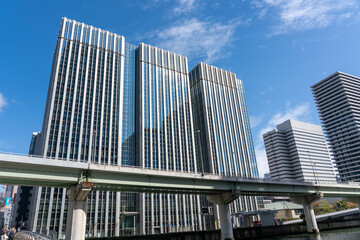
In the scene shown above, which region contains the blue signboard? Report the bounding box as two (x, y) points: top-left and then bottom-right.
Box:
(5, 197), (11, 205)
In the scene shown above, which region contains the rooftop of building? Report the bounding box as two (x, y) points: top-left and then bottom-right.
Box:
(311, 71), (360, 89)
(263, 119), (323, 137)
(264, 201), (303, 210)
(189, 62), (239, 89)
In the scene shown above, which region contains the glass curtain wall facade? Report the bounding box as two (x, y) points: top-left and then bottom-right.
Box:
(20, 18), (261, 239)
(12, 133), (39, 231)
(189, 63), (259, 228)
(136, 43), (201, 234)
(27, 18), (132, 238)
(117, 43), (139, 236)
(23, 18), (204, 239)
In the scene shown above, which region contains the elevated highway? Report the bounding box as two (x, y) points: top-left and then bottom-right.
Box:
(1, 152), (360, 197)
(1, 152), (360, 240)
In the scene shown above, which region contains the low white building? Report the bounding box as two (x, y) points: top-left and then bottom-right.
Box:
(263, 119), (336, 183)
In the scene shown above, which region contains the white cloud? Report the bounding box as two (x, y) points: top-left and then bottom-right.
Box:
(254, 102), (311, 177)
(259, 86), (273, 95)
(250, 115), (263, 128)
(150, 18), (241, 63)
(258, 8), (268, 19)
(255, 143), (269, 177)
(174, 0), (196, 15)
(259, 102), (310, 139)
(141, 0), (196, 14)
(141, 0), (169, 11)
(259, 0), (359, 35)
(0, 139), (13, 150)
(0, 93), (7, 112)
(251, 0), (263, 9)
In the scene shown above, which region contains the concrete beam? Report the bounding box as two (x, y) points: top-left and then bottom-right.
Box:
(65, 182), (93, 240)
(206, 191), (240, 205)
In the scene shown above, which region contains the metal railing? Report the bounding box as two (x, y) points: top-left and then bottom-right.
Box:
(15, 231), (54, 240)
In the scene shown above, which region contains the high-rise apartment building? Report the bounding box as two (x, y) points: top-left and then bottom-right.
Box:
(312, 72), (360, 182)
(16, 18), (260, 238)
(263, 119), (336, 183)
(189, 63), (259, 227)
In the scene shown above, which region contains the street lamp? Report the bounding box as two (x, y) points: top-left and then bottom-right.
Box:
(307, 151), (318, 184)
(313, 162), (319, 184)
(91, 130), (97, 164)
(196, 130), (205, 176)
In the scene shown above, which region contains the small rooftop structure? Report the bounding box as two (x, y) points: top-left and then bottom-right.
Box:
(265, 201), (303, 210)
(265, 201), (304, 220)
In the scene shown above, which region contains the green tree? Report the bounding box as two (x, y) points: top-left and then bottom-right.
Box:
(314, 200), (334, 214)
(335, 200), (349, 211)
(348, 202), (358, 209)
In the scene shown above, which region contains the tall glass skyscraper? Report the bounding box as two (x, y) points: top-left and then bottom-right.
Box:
(136, 43), (201, 234)
(16, 18), (260, 238)
(189, 63), (259, 228)
(20, 18), (202, 239)
(26, 17), (135, 238)
(190, 63), (258, 178)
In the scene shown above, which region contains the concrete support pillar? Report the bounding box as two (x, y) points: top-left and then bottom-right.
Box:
(65, 182), (93, 240)
(115, 192), (121, 236)
(139, 193), (146, 235)
(218, 204), (233, 240)
(302, 198), (318, 233)
(206, 191), (239, 240)
(300, 193), (323, 234)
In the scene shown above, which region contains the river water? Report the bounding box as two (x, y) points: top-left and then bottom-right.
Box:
(263, 227), (360, 240)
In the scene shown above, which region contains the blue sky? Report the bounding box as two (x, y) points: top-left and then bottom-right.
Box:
(1, 0), (360, 177)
